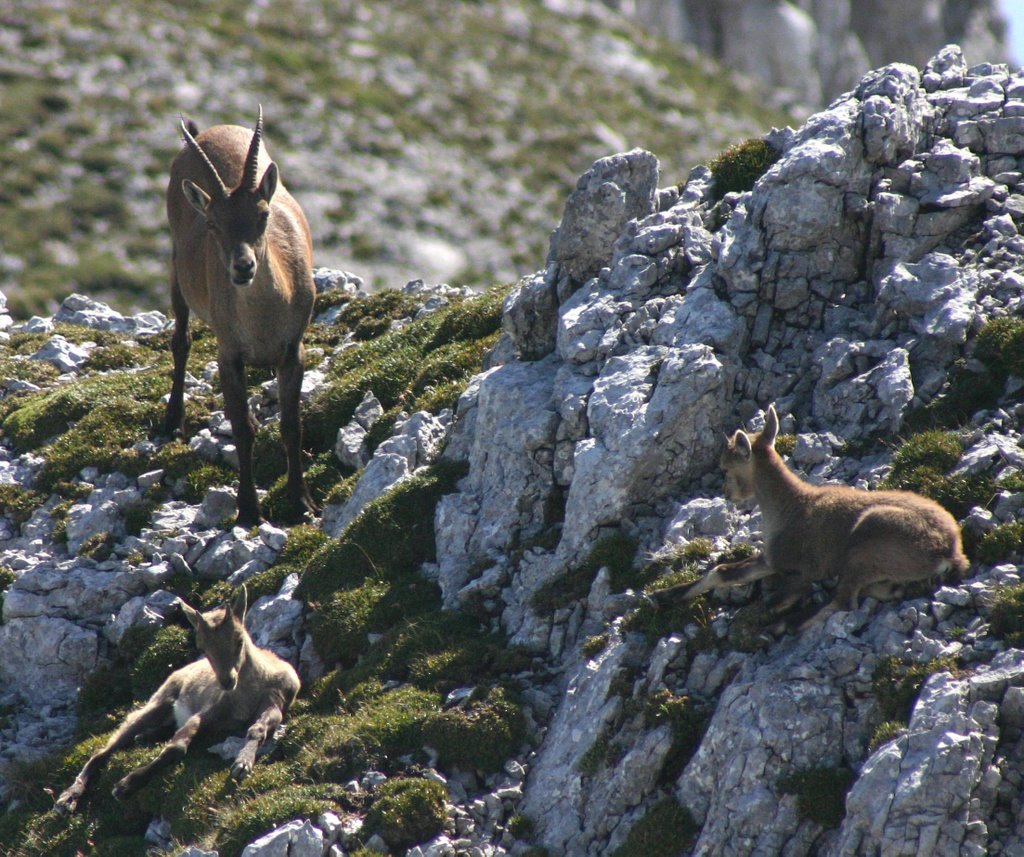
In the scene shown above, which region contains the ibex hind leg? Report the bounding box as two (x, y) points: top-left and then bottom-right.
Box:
(764, 574), (814, 616)
(276, 342), (318, 523)
(791, 536), (930, 632)
(113, 711), (205, 800)
(54, 698), (173, 814)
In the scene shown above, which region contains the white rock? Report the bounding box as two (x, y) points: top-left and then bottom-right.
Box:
(30, 334), (92, 373)
(240, 819), (324, 857)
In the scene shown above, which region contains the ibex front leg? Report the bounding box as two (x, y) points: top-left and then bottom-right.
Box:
(163, 267), (191, 438)
(277, 342), (317, 521)
(220, 352), (260, 528)
(652, 554), (775, 606)
(231, 700), (285, 781)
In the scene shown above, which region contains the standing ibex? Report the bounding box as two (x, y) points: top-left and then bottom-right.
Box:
(654, 405), (969, 631)
(55, 587), (299, 814)
(164, 107), (316, 526)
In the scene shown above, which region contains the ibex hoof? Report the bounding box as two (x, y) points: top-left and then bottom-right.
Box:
(53, 790), (79, 815)
(234, 512), (261, 530)
(231, 759), (253, 781)
(111, 778), (133, 801)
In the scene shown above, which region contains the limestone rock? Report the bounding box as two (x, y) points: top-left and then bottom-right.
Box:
(548, 149), (659, 285)
(30, 334), (92, 373)
(240, 819), (324, 857)
(435, 358), (559, 607)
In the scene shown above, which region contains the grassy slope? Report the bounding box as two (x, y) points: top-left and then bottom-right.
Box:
(0, 287), (536, 856)
(0, 0), (786, 316)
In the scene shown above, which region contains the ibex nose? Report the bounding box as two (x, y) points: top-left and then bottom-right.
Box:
(232, 258), (256, 286)
(220, 670), (238, 691)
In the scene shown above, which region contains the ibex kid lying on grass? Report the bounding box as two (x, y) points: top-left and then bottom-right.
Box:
(165, 107), (317, 527)
(654, 405), (969, 631)
(55, 587), (299, 814)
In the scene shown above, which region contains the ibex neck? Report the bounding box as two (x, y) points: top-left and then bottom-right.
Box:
(752, 448), (809, 526)
(237, 636), (257, 674)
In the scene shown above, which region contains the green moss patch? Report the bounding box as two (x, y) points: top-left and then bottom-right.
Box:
(644, 689), (708, 784)
(868, 720), (906, 752)
(708, 138), (780, 201)
(128, 625), (194, 700)
(0, 483), (47, 527)
(329, 610), (528, 698)
(363, 776), (447, 851)
(871, 655), (961, 723)
(989, 583), (1024, 647)
(208, 783), (345, 857)
(337, 289), (425, 340)
(303, 287), (507, 454)
(582, 633), (610, 658)
(286, 685), (441, 783)
(1, 370), (165, 452)
(261, 450), (349, 524)
(624, 562), (714, 647)
(881, 430), (992, 519)
(906, 317), (1024, 430)
(421, 686), (525, 773)
(777, 766), (854, 829)
(578, 733), (615, 776)
(532, 532), (638, 612)
(611, 798), (697, 857)
(297, 460), (466, 605)
(972, 520), (1024, 564)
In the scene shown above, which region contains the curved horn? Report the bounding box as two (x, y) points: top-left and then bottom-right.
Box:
(180, 116), (228, 199)
(242, 105), (264, 191)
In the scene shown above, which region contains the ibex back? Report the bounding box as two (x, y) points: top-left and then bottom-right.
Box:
(55, 587), (299, 813)
(164, 107), (316, 526)
(655, 405), (969, 631)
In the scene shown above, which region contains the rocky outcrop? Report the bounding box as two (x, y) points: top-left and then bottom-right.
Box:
(433, 45), (1024, 856)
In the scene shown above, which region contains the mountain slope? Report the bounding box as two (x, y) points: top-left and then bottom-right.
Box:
(0, 0), (784, 316)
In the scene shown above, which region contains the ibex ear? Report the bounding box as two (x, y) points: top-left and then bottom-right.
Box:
(258, 162), (278, 202)
(734, 430), (752, 459)
(231, 586), (248, 623)
(182, 179), (211, 216)
(181, 602), (203, 630)
(761, 404), (779, 447)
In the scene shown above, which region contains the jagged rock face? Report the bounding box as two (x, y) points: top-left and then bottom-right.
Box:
(429, 45), (1024, 856)
(606, 0), (1009, 109)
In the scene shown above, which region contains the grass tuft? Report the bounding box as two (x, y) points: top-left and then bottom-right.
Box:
(707, 138), (781, 201)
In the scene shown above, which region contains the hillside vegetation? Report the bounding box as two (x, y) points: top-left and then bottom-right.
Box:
(0, 0), (784, 316)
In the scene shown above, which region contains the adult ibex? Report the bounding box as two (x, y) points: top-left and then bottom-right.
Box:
(164, 107), (316, 526)
(655, 405), (969, 631)
(55, 587), (299, 813)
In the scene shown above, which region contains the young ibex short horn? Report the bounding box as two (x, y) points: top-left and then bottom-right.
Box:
(164, 107), (317, 526)
(55, 587), (299, 814)
(655, 405), (969, 631)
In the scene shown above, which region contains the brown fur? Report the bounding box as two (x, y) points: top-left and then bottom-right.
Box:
(655, 405), (969, 631)
(55, 587), (300, 814)
(164, 108), (316, 526)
